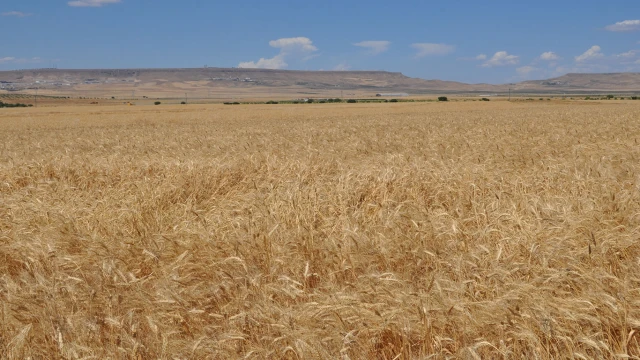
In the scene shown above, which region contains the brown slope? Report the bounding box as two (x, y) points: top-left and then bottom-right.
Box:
(2, 68), (639, 96)
(0, 68), (501, 96)
(516, 73), (640, 92)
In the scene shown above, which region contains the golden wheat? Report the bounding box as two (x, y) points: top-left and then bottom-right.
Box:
(1, 101), (640, 359)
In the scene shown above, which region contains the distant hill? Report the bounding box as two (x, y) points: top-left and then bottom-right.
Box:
(0, 68), (639, 98)
(516, 73), (640, 92)
(0, 68), (499, 94)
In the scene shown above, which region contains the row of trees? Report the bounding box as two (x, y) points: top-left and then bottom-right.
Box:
(0, 101), (32, 108)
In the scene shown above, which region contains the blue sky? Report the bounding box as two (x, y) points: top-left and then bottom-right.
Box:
(1, 0), (640, 83)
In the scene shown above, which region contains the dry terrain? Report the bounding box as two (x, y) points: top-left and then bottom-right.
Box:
(0, 68), (491, 100)
(3, 68), (640, 100)
(1, 101), (640, 359)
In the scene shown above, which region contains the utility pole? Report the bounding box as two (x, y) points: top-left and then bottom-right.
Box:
(185, 92), (188, 104)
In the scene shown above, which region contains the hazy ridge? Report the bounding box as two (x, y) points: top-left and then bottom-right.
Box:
(1, 68), (639, 96)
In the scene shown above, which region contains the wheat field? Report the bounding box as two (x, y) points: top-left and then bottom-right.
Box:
(1, 101), (640, 359)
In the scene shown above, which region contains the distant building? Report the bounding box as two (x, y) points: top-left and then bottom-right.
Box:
(376, 93), (409, 97)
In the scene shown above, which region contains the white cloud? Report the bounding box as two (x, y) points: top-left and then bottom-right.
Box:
(238, 55), (287, 70)
(540, 52), (559, 61)
(516, 66), (537, 75)
(268, 37), (317, 53)
(2, 11), (32, 17)
(238, 37), (318, 69)
(68, 0), (121, 7)
(605, 20), (640, 32)
(575, 45), (604, 62)
(553, 47), (640, 73)
(411, 43), (455, 57)
(555, 62), (613, 74)
(0, 57), (43, 65)
(354, 41), (390, 55)
(615, 50), (638, 58)
(333, 62), (351, 71)
(475, 54), (487, 60)
(482, 51), (520, 67)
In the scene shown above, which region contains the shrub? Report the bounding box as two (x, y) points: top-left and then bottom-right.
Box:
(266, 101), (279, 104)
(347, 99), (357, 103)
(319, 100), (326, 103)
(438, 96), (448, 102)
(332, 98), (342, 103)
(632, 96), (638, 100)
(181, 102), (186, 105)
(481, 98), (490, 101)
(389, 99), (398, 103)
(154, 101), (161, 105)
(0, 101), (29, 108)
(606, 95), (614, 99)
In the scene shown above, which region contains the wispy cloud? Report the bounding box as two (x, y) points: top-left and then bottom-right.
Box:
(475, 54), (487, 60)
(0, 57), (43, 64)
(238, 56), (287, 70)
(238, 37), (318, 69)
(354, 41), (390, 55)
(516, 66), (537, 75)
(333, 62), (351, 71)
(539, 52), (559, 61)
(614, 50), (638, 58)
(2, 11), (32, 17)
(411, 43), (455, 58)
(68, 0), (121, 7)
(575, 45), (604, 62)
(268, 37), (317, 53)
(482, 51), (519, 67)
(605, 20), (640, 32)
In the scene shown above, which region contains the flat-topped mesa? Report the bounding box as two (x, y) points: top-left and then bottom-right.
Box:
(0, 67), (498, 94)
(517, 72), (640, 91)
(1, 68), (639, 93)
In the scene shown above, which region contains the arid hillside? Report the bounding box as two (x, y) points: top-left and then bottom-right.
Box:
(517, 72), (640, 92)
(2, 68), (639, 99)
(0, 68), (500, 99)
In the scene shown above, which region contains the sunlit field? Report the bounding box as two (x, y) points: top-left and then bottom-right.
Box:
(1, 101), (640, 359)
